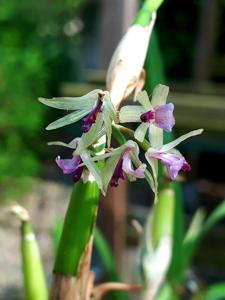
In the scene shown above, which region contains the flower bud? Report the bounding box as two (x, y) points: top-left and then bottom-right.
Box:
(106, 12), (156, 108)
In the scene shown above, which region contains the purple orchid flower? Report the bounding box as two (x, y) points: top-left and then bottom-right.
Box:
(147, 150), (191, 180)
(81, 92), (104, 133)
(55, 155), (84, 182)
(110, 147), (146, 187)
(140, 103), (175, 132)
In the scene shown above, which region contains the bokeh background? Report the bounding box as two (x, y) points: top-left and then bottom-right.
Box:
(0, 0), (225, 299)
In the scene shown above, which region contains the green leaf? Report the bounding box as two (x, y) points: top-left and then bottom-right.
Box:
(46, 109), (90, 130)
(21, 222), (48, 300)
(183, 200), (225, 269)
(184, 209), (206, 244)
(203, 283), (225, 300)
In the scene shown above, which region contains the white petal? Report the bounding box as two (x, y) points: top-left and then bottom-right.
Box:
(46, 109), (90, 130)
(144, 170), (156, 194)
(149, 125), (163, 149)
(134, 123), (149, 142)
(39, 89), (101, 110)
(151, 84), (169, 107)
(122, 152), (146, 178)
(80, 151), (104, 194)
(103, 108), (112, 147)
(119, 105), (144, 123)
(102, 153), (121, 193)
(137, 90), (152, 110)
(103, 91), (118, 122)
(48, 138), (79, 149)
(160, 129), (204, 152)
(145, 152), (158, 194)
(79, 114), (104, 151)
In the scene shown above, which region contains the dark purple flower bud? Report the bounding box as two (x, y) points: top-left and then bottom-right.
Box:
(109, 155), (124, 187)
(110, 148), (146, 188)
(81, 93), (104, 133)
(72, 166), (84, 182)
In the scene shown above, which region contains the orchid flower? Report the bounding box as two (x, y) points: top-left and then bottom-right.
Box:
(101, 140), (147, 193)
(38, 90), (117, 148)
(48, 138), (105, 194)
(119, 84), (175, 143)
(145, 129), (203, 183)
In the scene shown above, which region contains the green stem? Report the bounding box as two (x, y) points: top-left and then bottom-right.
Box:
(134, 0), (164, 26)
(21, 221), (48, 300)
(54, 180), (99, 275)
(151, 183), (175, 248)
(112, 124), (150, 151)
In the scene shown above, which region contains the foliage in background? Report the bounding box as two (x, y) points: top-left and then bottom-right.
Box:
(0, 0), (85, 199)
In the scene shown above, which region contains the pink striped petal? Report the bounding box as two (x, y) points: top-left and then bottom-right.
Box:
(122, 152), (146, 178)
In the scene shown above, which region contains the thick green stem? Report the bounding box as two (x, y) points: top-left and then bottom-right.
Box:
(21, 221), (48, 300)
(54, 180), (99, 275)
(151, 183), (175, 248)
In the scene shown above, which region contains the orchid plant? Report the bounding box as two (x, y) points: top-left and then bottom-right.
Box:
(37, 2), (204, 299)
(39, 84), (203, 201)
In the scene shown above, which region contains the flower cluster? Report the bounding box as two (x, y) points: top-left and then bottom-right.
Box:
(39, 84), (203, 197)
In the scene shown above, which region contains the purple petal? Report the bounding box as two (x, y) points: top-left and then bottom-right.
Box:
(55, 155), (81, 174)
(140, 110), (155, 123)
(109, 156), (124, 187)
(72, 166), (84, 182)
(148, 151), (190, 180)
(81, 93), (104, 133)
(154, 103), (175, 132)
(122, 152), (146, 178)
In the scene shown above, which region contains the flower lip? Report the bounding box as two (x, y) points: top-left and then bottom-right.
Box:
(55, 155), (82, 174)
(56, 155), (85, 183)
(140, 110), (155, 123)
(140, 103), (175, 132)
(147, 150), (191, 181)
(109, 145), (146, 188)
(81, 93), (104, 133)
(181, 161), (191, 172)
